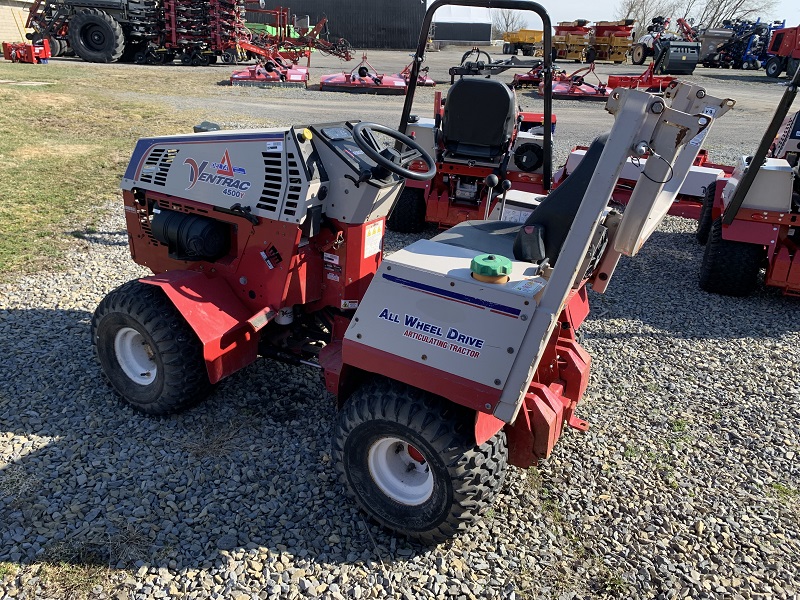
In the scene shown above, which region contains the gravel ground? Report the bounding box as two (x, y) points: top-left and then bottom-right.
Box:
(1, 49), (800, 599)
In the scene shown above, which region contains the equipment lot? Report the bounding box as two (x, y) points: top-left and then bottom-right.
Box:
(1, 48), (798, 598)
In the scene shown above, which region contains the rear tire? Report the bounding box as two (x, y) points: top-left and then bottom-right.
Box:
(68, 9), (125, 63)
(699, 218), (765, 296)
(631, 43), (647, 65)
(788, 57), (800, 79)
(696, 180), (717, 245)
(387, 188), (427, 233)
(765, 57), (783, 78)
(92, 280), (211, 414)
(332, 379), (508, 544)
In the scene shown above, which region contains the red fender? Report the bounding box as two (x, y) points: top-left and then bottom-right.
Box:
(140, 271), (262, 384)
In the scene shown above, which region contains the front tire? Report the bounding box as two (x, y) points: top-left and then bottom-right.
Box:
(765, 57), (783, 78)
(92, 280), (211, 414)
(386, 188), (427, 233)
(332, 379), (508, 544)
(68, 9), (125, 63)
(699, 218), (765, 296)
(631, 43), (647, 65)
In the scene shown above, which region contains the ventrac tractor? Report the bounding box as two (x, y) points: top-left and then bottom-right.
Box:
(92, 0), (733, 542)
(696, 66), (800, 296)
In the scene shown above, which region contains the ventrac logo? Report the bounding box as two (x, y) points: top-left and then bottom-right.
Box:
(184, 149), (251, 192)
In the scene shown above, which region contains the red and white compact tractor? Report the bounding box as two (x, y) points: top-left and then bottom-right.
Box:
(697, 66), (800, 296)
(92, 0), (733, 543)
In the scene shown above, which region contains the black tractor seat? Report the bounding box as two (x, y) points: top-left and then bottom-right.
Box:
(431, 220), (520, 258)
(442, 77), (517, 162)
(432, 132), (610, 266)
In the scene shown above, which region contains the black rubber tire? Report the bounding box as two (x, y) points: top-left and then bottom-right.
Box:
(119, 39), (144, 63)
(332, 378), (508, 544)
(180, 52), (193, 65)
(386, 188), (427, 233)
(699, 218), (765, 296)
(631, 43), (647, 65)
(696, 180), (717, 245)
(47, 37), (64, 57)
(68, 9), (125, 63)
(765, 57), (783, 78)
(502, 43), (511, 54)
(788, 58), (800, 79)
(92, 280), (211, 415)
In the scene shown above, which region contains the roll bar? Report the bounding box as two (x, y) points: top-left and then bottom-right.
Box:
(399, 0), (554, 190)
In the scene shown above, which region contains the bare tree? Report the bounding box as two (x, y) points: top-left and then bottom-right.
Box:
(616, 0), (682, 38)
(492, 9), (526, 39)
(692, 0), (778, 28)
(616, 0), (779, 33)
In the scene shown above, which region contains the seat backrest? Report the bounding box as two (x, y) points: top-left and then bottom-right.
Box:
(442, 78), (516, 159)
(513, 132), (609, 265)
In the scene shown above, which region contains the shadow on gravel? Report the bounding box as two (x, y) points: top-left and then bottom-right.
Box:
(68, 230), (129, 247)
(692, 72), (782, 86)
(0, 305), (424, 579)
(586, 229), (800, 340)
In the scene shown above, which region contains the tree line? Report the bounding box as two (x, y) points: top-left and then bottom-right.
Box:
(491, 0), (779, 36)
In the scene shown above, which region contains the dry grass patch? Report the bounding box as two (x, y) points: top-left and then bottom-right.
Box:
(0, 63), (207, 278)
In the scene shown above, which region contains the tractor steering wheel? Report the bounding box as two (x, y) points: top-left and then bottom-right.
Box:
(352, 122), (436, 181)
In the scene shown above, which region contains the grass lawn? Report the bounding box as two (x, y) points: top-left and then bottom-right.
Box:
(0, 61), (209, 278)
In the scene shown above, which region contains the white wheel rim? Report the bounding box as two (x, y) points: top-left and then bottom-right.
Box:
(114, 327), (157, 386)
(367, 436), (434, 505)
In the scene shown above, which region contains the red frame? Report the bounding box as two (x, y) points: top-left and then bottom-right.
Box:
(710, 184), (800, 295)
(2, 40), (50, 64)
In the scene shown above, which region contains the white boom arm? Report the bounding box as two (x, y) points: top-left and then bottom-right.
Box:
(495, 82), (734, 423)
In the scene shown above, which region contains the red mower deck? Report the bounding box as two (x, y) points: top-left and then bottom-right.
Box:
(320, 54), (408, 95)
(540, 63), (609, 100)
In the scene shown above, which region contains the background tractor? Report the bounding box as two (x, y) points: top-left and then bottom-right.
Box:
(630, 16), (700, 75)
(92, 0), (733, 542)
(764, 23), (800, 79)
(386, 42), (554, 233)
(696, 66), (800, 296)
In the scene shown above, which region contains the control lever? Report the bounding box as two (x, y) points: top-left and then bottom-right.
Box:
(498, 179), (512, 221)
(344, 169), (373, 188)
(483, 174), (499, 220)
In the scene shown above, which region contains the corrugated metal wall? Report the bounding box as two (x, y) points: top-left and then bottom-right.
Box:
(433, 22), (492, 43)
(246, 1), (426, 49)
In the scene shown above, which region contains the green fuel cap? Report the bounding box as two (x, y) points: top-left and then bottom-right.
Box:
(471, 253), (512, 277)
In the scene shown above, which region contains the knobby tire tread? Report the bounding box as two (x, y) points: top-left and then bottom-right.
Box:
(332, 378), (507, 544)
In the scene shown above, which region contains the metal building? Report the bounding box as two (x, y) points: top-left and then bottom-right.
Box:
(247, 1), (427, 49)
(433, 22), (492, 44)
(430, 6), (492, 44)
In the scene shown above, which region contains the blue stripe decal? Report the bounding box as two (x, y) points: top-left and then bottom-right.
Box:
(382, 273), (520, 317)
